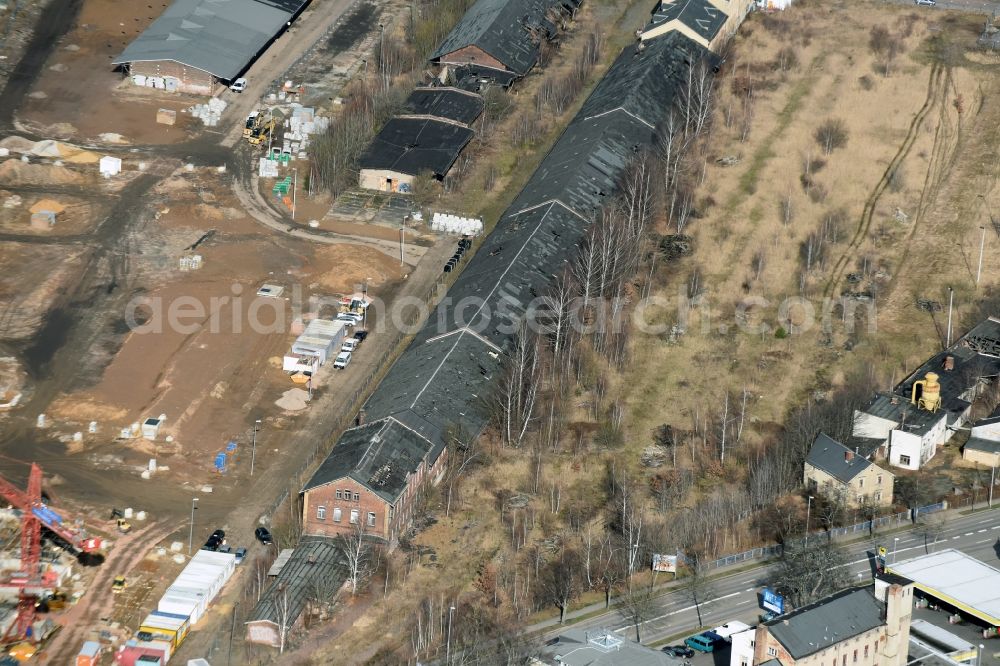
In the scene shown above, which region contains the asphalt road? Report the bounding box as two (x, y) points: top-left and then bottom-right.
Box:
(886, 0), (999, 14)
(552, 509), (1000, 648)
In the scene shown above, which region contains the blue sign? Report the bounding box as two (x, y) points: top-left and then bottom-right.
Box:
(32, 506), (63, 526)
(762, 588), (785, 615)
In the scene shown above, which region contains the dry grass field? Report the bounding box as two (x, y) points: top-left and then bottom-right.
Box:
(282, 2), (1000, 661)
(625, 1), (1000, 454)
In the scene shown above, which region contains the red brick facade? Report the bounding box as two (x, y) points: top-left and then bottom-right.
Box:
(438, 45), (509, 73)
(302, 447), (448, 548)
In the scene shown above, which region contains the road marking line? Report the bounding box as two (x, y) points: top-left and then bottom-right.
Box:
(978, 529), (987, 533)
(952, 536), (961, 540)
(746, 588), (755, 593)
(965, 532), (974, 536)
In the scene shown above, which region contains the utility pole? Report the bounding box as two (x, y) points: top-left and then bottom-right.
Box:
(446, 605), (456, 664)
(228, 601), (238, 666)
(250, 419), (262, 477)
(399, 223), (405, 265)
(990, 465), (996, 509)
(292, 168), (298, 221)
(977, 225), (986, 286)
(805, 495), (814, 546)
(946, 287), (954, 347)
(188, 497), (198, 555)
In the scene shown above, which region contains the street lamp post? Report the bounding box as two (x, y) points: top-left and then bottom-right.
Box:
(250, 419), (262, 477)
(446, 605), (456, 664)
(805, 495), (814, 545)
(893, 537), (899, 563)
(990, 465), (996, 509)
(188, 497), (198, 555)
(978, 643), (985, 666)
(228, 601), (238, 666)
(978, 225), (987, 286)
(291, 168), (298, 221)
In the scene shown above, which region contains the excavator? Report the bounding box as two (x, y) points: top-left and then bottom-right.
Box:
(245, 113), (276, 147)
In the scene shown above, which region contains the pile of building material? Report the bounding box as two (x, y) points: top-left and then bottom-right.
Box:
(0, 136), (99, 164)
(188, 97), (227, 127)
(431, 212), (483, 235)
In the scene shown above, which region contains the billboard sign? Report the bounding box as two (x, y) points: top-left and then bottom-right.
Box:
(762, 588), (785, 615)
(652, 554), (678, 573)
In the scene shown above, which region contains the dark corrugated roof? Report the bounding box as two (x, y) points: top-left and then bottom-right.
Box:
(246, 537), (345, 630)
(113, 0), (308, 80)
(765, 587), (885, 659)
(578, 31), (716, 128)
(313, 33), (714, 506)
(302, 419), (438, 502)
(431, 0), (572, 75)
(645, 0), (727, 42)
(510, 33), (718, 217)
(359, 117), (474, 177)
(806, 433), (874, 483)
(403, 87), (485, 126)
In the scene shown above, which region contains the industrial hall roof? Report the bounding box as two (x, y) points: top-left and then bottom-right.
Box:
(805, 432), (879, 484)
(402, 87), (485, 126)
(358, 117), (474, 178)
(302, 418), (441, 504)
(113, 0), (308, 80)
(308, 32), (715, 509)
(888, 549), (1000, 627)
(645, 0), (727, 42)
(246, 537), (345, 634)
(432, 0), (577, 75)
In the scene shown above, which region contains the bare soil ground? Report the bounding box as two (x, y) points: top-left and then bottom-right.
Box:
(41, 166), (406, 485)
(15, 0), (198, 144)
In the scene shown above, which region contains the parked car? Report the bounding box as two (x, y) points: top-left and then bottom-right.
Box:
(915, 0), (936, 5)
(234, 547), (247, 564)
(229, 77), (248, 93)
(662, 645), (695, 658)
(211, 529), (225, 540)
(112, 576), (127, 594)
(255, 527), (273, 545)
(217, 544), (232, 554)
(684, 631), (723, 653)
(353, 330), (369, 344)
(336, 313), (359, 326)
(333, 351), (352, 369)
(342, 338), (359, 353)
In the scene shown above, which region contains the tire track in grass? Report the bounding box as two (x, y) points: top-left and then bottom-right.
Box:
(822, 61), (944, 299)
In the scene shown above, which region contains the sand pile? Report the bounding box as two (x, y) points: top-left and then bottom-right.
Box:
(0, 160), (85, 187)
(275, 388), (310, 411)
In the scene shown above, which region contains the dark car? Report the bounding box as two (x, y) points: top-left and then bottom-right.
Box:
(662, 645), (696, 658)
(255, 527), (273, 545)
(202, 536), (221, 551)
(211, 529), (225, 540)
(354, 330), (369, 343)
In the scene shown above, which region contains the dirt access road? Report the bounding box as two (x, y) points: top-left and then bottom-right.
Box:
(0, 0), (439, 543)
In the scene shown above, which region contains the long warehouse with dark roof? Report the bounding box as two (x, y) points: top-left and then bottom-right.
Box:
(303, 31), (717, 547)
(113, 0), (310, 94)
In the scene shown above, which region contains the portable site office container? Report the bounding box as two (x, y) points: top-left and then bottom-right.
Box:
(138, 612), (188, 648)
(158, 590), (207, 624)
(157, 550), (236, 625)
(156, 593), (201, 623)
(148, 610), (190, 642)
(290, 319), (346, 365)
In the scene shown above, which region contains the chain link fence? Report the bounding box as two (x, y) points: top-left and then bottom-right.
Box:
(705, 501), (948, 571)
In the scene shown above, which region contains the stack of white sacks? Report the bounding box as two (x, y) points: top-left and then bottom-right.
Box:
(431, 212), (484, 236)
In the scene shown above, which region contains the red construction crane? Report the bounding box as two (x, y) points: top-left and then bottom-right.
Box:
(0, 463), (103, 642)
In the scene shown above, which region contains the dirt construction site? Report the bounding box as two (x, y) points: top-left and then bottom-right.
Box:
(1, 0), (998, 660)
(0, 0), (456, 660)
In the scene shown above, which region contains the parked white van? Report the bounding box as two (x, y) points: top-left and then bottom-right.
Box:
(333, 351), (351, 369)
